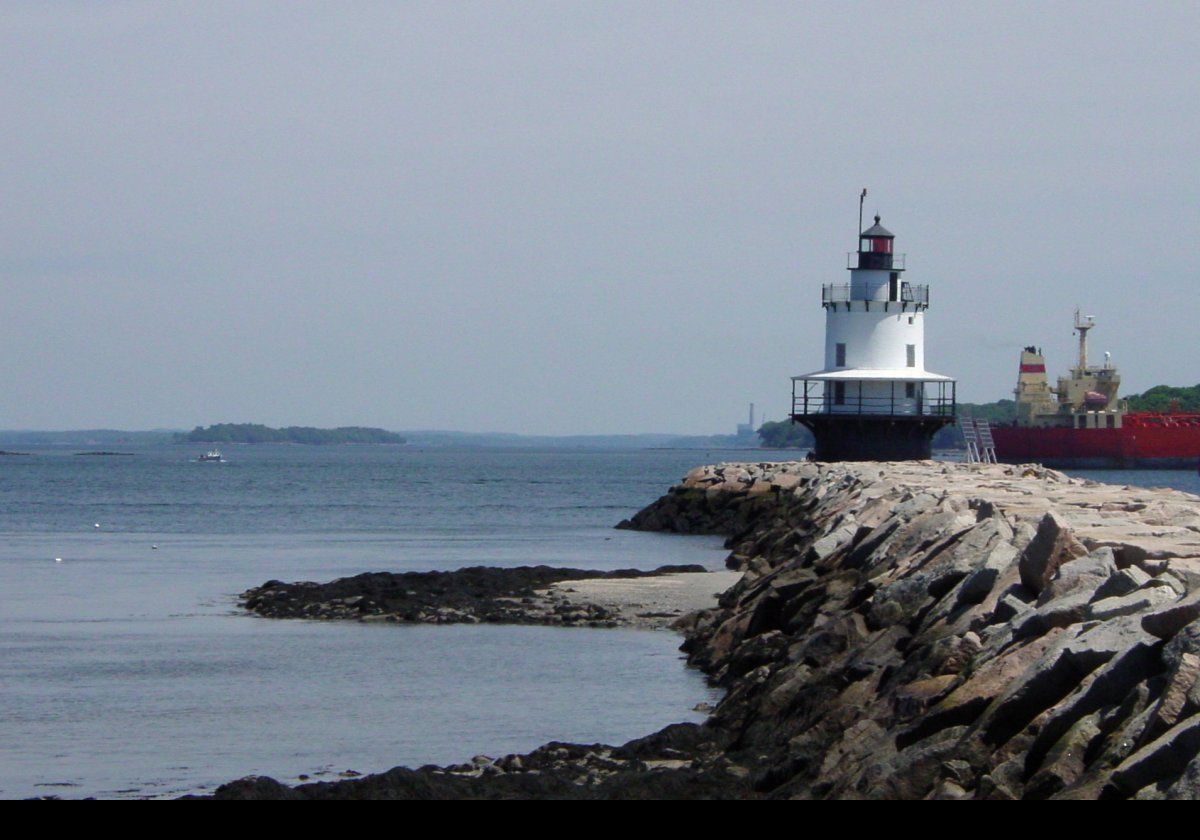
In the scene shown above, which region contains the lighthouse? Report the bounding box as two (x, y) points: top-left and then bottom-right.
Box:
(790, 202), (956, 460)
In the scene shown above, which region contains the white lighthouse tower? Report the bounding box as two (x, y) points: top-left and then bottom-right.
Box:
(790, 200), (956, 460)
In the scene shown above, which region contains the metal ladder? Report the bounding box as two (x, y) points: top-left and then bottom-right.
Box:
(975, 419), (998, 463)
(958, 415), (981, 463)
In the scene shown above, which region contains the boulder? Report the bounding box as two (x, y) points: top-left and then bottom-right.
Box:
(1165, 757), (1200, 799)
(1092, 566), (1152, 601)
(770, 474), (802, 491)
(1141, 590), (1200, 640)
(1025, 711), (1103, 799)
(1036, 546), (1117, 604)
(1164, 558), (1200, 592)
(979, 617), (1153, 748)
(1144, 652), (1200, 741)
(1088, 585), (1177, 622)
(1106, 714), (1200, 798)
(1018, 512), (1089, 594)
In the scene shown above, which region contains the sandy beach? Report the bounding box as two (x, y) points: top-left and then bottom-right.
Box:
(544, 571), (741, 629)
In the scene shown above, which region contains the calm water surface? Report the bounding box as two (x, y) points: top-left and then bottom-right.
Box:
(1061, 468), (1200, 496)
(0, 446), (771, 799)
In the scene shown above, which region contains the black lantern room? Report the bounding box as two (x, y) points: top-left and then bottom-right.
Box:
(857, 215), (897, 270)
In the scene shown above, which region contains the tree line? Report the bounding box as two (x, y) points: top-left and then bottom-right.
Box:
(177, 424), (406, 445)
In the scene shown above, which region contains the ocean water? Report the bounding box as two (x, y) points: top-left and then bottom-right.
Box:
(0, 445), (769, 799)
(1061, 468), (1200, 496)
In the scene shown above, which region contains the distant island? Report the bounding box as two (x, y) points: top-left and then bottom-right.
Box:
(177, 424), (406, 445)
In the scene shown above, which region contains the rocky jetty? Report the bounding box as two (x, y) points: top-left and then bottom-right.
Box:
(240, 564), (708, 628)
(217, 461), (1200, 798)
(633, 460), (1200, 798)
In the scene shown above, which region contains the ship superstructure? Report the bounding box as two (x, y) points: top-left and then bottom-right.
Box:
(1013, 311), (1127, 430)
(993, 312), (1200, 468)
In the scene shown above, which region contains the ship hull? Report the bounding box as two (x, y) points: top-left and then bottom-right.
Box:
(991, 421), (1200, 470)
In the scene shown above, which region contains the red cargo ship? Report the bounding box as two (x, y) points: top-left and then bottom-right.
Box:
(991, 312), (1200, 469)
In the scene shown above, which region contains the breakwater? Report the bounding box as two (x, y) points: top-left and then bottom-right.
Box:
(217, 461), (1200, 799)
(625, 460), (1200, 798)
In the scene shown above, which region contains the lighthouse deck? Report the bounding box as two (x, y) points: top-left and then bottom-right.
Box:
(791, 375), (956, 419)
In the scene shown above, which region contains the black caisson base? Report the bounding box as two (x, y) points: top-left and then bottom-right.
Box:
(796, 415), (954, 461)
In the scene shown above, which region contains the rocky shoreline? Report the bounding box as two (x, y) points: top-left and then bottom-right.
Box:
(213, 460), (1200, 799)
(239, 564), (713, 629)
(206, 723), (752, 800)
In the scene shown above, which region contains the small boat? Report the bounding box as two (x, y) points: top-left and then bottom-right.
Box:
(197, 450), (224, 462)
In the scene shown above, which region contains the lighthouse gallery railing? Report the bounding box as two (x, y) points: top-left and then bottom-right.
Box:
(821, 283), (929, 306)
(791, 378), (956, 419)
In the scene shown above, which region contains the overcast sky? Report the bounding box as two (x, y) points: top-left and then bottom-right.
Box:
(0, 2), (1196, 434)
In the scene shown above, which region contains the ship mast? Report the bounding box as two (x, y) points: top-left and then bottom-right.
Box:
(1074, 308), (1095, 374)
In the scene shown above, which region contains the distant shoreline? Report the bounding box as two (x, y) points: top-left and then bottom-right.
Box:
(0, 428), (773, 451)
(177, 424), (405, 446)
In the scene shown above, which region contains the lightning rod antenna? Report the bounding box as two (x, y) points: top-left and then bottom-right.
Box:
(858, 188), (867, 244)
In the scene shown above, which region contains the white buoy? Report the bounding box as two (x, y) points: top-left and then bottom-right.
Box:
(94, 523), (100, 528)
(55, 557), (63, 563)
(151, 544), (159, 550)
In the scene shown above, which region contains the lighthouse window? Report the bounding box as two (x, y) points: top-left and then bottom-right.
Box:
(835, 343), (846, 367)
(906, 344), (916, 367)
(833, 382), (846, 405)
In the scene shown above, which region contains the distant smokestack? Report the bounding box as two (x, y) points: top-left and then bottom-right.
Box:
(749, 403), (755, 429)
